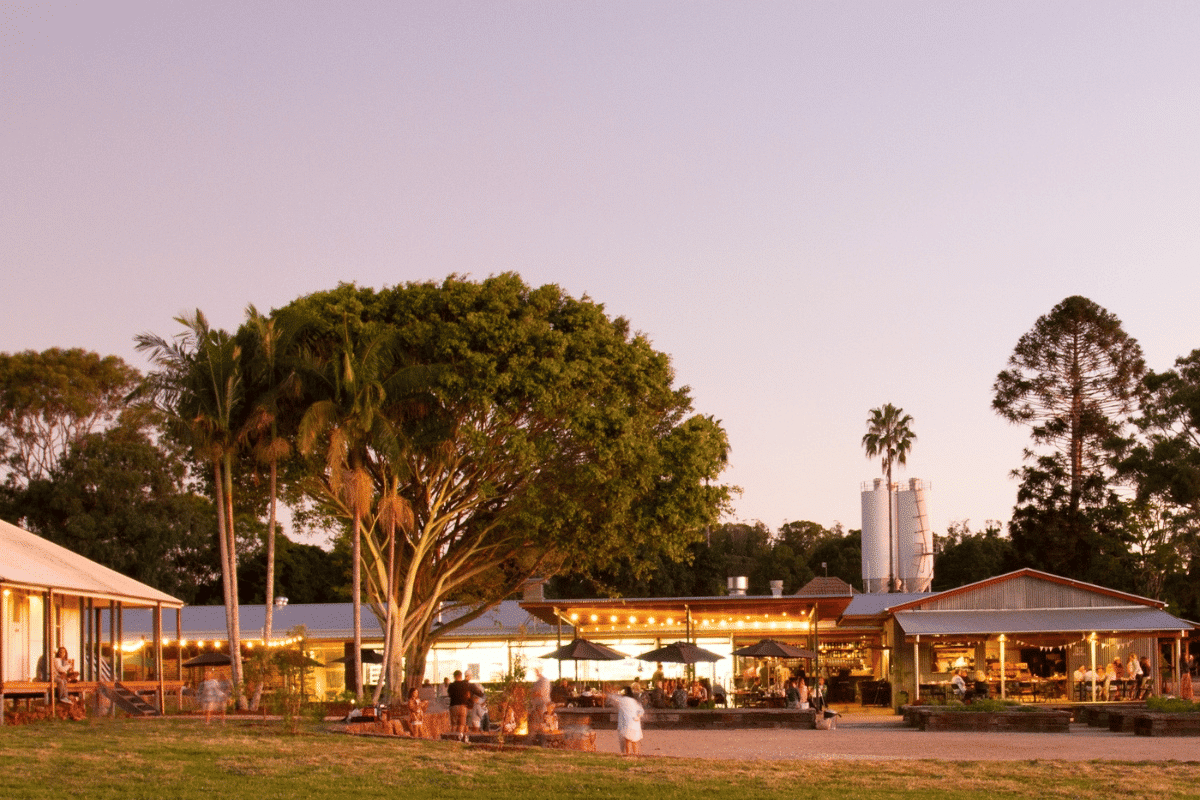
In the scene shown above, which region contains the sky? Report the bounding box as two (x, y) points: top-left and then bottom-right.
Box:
(4, 1), (1200, 549)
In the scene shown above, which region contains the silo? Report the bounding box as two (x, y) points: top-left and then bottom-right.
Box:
(895, 478), (934, 592)
(860, 478), (892, 593)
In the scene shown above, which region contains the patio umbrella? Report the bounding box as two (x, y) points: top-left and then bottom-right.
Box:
(732, 639), (816, 660)
(182, 652), (232, 668)
(541, 638), (629, 662)
(329, 649), (385, 664)
(636, 641), (723, 664)
(272, 651), (325, 668)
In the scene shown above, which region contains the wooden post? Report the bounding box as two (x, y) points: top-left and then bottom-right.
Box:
(1, 584), (7, 725)
(110, 600), (117, 718)
(913, 636), (920, 703)
(45, 590), (53, 708)
(176, 608), (183, 712)
(155, 604), (165, 714)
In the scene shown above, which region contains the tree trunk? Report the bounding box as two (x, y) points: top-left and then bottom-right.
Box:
(250, 457), (278, 712)
(371, 513), (397, 706)
(224, 454), (247, 710)
(403, 636), (430, 696)
(352, 511), (363, 703)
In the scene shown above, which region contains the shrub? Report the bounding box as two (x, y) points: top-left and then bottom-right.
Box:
(1146, 696), (1200, 713)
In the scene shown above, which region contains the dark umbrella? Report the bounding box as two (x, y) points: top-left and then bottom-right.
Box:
(182, 652), (232, 668)
(329, 649), (384, 664)
(541, 638), (629, 662)
(732, 639), (817, 660)
(272, 651), (325, 668)
(636, 641), (723, 664)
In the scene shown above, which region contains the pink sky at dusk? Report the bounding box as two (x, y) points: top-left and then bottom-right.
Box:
(4, 1), (1200, 547)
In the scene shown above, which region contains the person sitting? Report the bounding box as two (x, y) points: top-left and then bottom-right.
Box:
(551, 677), (574, 706)
(52, 647), (78, 701)
(671, 682), (688, 709)
(950, 669), (968, 701)
(785, 678), (802, 709)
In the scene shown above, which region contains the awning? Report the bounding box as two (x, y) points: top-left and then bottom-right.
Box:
(894, 607), (1193, 637)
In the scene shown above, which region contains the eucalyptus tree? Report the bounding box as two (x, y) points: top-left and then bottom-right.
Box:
(134, 311), (249, 706)
(0, 348), (139, 488)
(1116, 348), (1200, 614)
(862, 403), (916, 591)
(273, 275), (732, 691)
(993, 296), (1144, 582)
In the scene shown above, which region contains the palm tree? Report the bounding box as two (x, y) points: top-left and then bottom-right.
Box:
(135, 311), (248, 705)
(298, 319), (399, 702)
(240, 306), (299, 709)
(862, 403), (916, 592)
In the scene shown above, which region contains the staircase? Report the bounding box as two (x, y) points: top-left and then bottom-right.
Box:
(101, 682), (160, 717)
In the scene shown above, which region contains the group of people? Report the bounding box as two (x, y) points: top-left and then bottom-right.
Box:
(1074, 654), (1151, 700)
(641, 677), (711, 709)
(446, 669), (490, 740)
(784, 675), (828, 711)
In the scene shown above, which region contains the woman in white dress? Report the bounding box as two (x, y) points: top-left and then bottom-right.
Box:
(610, 686), (645, 756)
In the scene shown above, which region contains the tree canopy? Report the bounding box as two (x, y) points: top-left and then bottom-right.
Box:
(269, 275), (733, 690)
(1116, 348), (1200, 618)
(0, 348), (139, 487)
(993, 296), (1144, 586)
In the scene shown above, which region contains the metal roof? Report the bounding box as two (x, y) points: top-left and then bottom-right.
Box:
(118, 600), (565, 642)
(841, 592), (930, 619)
(894, 607), (1194, 637)
(0, 518), (182, 608)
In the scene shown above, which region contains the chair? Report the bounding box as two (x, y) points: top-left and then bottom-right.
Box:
(712, 686), (728, 707)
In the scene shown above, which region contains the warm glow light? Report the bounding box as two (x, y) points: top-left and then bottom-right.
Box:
(666, 618), (674, 625)
(569, 613), (579, 621)
(610, 615), (618, 623)
(590, 614), (598, 623)
(647, 616), (656, 624)
(628, 615), (637, 624)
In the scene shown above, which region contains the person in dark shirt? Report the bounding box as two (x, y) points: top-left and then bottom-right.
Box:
(447, 670), (472, 739)
(550, 678), (573, 706)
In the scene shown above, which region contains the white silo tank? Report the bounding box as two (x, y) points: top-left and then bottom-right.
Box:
(896, 478), (933, 592)
(860, 478), (892, 593)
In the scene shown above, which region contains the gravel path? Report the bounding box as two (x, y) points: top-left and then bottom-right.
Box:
(591, 713), (1200, 762)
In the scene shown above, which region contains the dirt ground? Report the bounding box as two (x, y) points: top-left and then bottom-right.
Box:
(592, 711), (1200, 762)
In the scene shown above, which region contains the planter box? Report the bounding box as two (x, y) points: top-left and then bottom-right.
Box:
(911, 708), (1071, 732)
(1131, 712), (1200, 737)
(558, 707), (816, 730)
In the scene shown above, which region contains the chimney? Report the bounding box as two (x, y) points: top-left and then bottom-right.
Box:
(769, 580), (783, 598)
(522, 578), (546, 602)
(727, 576), (748, 596)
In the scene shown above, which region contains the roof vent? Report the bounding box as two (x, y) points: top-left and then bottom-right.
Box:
(522, 578), (546, 602)
(727, 576), (748, 596)
(769, 580), (783, 598)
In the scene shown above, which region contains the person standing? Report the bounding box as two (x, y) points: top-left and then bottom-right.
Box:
(811, 677), (828, 712)
(529, 668), (551, 734)
(447, 670), (472, 740)
(609, 686), (644, 756)
(198, 668), (228, 724)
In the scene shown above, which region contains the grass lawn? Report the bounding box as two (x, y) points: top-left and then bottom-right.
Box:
(2, 718), (1199, 799)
